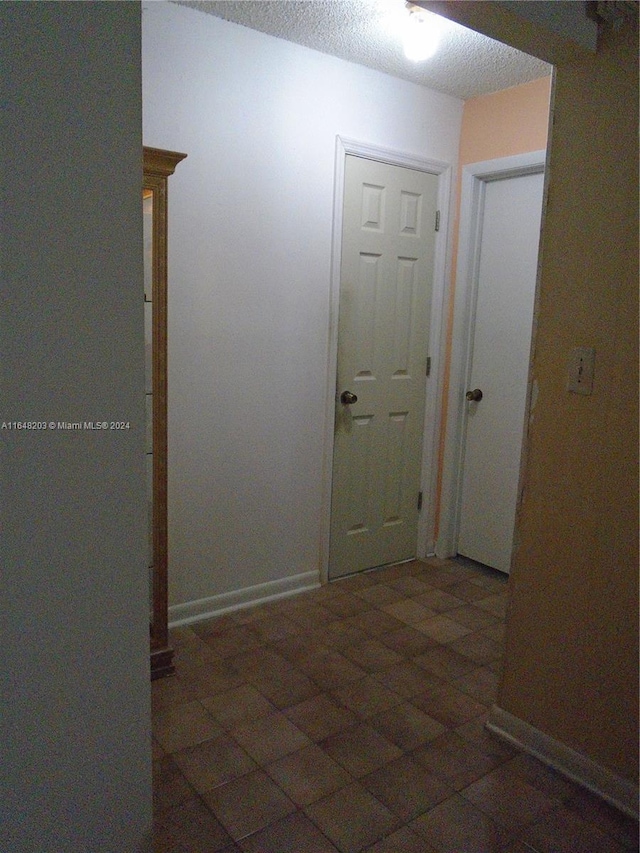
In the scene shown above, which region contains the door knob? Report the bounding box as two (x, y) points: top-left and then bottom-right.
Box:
(466, 388), (483, 402)
(340, 390), (358, 405)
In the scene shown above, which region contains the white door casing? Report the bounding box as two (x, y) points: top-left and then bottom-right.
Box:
(326, 149), (443, 580)
(437, 151), (546, 572)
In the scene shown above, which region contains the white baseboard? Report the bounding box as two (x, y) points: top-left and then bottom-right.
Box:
(168, 571), (320, 628)
(487, 705), (639, 819)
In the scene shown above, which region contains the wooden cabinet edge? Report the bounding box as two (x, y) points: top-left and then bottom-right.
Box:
(144, 146), (186, 680)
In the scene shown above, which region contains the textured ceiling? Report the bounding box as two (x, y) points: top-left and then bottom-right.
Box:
(176, 0), (551, 100)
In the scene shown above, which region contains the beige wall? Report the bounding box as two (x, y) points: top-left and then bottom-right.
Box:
(435, 76), (552, 530)
(502, 22), (639, 784)
(428, 2), (638, 788)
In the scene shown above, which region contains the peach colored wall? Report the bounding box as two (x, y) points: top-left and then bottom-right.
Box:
(435, 77), (552, 532)
(458, 76), (552, 165)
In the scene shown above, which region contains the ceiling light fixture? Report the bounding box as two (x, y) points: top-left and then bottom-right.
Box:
(402, 3), (442, 62)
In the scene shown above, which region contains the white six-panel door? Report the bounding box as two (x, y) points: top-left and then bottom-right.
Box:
(329, 155), (438, 579)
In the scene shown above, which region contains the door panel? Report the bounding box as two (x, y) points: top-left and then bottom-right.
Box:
(329, 155), (438, 579)
(457, 170), (544, 573)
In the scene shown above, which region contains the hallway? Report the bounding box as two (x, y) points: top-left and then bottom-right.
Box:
(152, 557), (636, 852)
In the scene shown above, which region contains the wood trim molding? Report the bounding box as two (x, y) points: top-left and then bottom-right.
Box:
(144, 146), (186, 680)
(143, 147), (187, 178)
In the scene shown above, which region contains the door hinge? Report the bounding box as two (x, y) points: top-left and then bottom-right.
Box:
(426, 356), (431, 377)
(417, 491), (423, 511)
(435, 210), (440, 232)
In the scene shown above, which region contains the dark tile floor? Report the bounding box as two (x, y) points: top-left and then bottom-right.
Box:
(152, 557), (638, 853)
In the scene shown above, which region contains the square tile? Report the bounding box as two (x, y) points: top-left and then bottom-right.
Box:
(200, 684), (275, 728)
(341, 638), (404, 672)
(323, 592), (373, 617)
(374, 563), (419, 582)
(412, 732), (504, 790)
(469, 572), (509, 594)
(413, 614), (473, 644)
(445, 603), (501, 631)
(378, 626), (438, 657)
(363, 825), (438, 852)
(230, 711), (310, 765)
(413, 645), (477, 681)
(172, 734), (257, 793)
(447, 631), (503, 665)
(331, 675), (403, 718)
(271, 633), (330, 666)
(153, 701), (225, 753)
(284, 693), (359, 741)
(151, 675), (197, 713)
(474, 593), (508, 618)
(171, 635), (222, 670)
(454, 715), (518, 763)
(411, 682), (487, 728)
(413, 588), (466, 613)
(320, 722), (403, 777)
(368, 701), (446, 751)
(410, 793), (514, 853)
(346, 610), (408, 637)
(152, 556), (627, 853)
(304, 782), (401, 853)
(239, 811), (339, 852)
(265, 743), (351, 806)
(229, 647), (293, 680)
(452, 666), (500, 705)
(202, 769), (295, 841)
(300, 649), (367, 690)
(382, 599), (437, 625)
(153, 755), (195, 816)
(154, 795), (234, 852)
(198, 624), (263, 658)
(250, 613), (302, 642)
(354, 584), (407, 607)
(447, 580), (493, 602)
(504, 752), (583, 803)
(386, 576), (433, 597)
(372, 661), (439, 699)
(249, 666), (319, 709)
(310, 620), (371, 651)
(461, 763), (558, 830)
(288, 602), (341, 629)
(176, 659), (245, 700)
(362, 754), (453, 821)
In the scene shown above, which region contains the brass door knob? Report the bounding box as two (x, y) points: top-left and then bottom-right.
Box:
(340, 390), (358, 405)
(465, 388), (483, 402)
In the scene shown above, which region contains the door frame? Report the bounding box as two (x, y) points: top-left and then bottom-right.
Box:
(320, 136), (453, 583)
(436, 150), (547, 561)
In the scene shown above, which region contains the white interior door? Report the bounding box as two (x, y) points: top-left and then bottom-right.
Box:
(457, 169), (544, 573)
(329, 155), (438, 579)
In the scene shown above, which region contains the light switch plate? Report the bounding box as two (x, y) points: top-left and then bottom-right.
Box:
(567, 346), (595, 395)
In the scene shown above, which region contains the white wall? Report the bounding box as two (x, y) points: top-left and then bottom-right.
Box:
(1, 3), (151, 851)
(142, 1), (463, 613)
